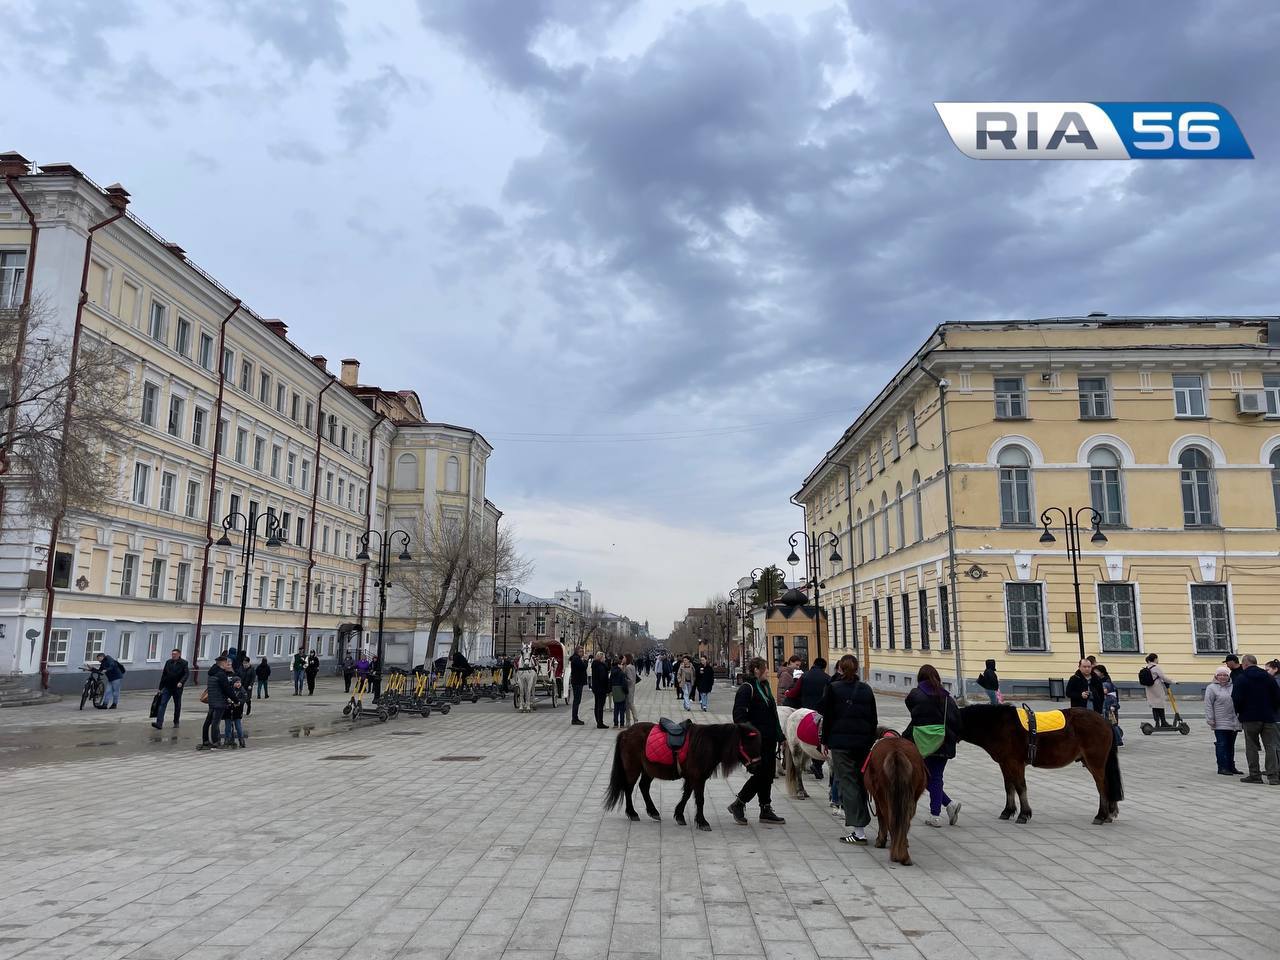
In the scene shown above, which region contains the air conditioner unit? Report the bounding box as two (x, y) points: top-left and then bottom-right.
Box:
(1236, 390), (1267, 415)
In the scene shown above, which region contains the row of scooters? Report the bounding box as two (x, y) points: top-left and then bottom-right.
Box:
(342, 666), (506, 723)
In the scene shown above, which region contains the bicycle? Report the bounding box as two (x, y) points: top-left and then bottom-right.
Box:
(78, 666), (105, 710)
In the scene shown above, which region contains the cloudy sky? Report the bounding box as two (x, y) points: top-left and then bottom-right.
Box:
(7, 0), (1278, 633)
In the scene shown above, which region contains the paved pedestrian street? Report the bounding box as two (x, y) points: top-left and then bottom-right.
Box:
(0, 679), (1276, 960)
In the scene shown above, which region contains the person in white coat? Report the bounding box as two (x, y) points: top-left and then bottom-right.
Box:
(1204, 666), (1243, 776)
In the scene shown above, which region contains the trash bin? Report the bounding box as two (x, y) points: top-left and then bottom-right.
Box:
(1048, 677), (1065, 701)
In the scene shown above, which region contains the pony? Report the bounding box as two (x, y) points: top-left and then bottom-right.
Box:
(780, 707), (825, 799)
(514, 641), (538, 713)
(861, 731), (927, 866)
(959, 704), (1123, 825)
(604, 721), (763, 831)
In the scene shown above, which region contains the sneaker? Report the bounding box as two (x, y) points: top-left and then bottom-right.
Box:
(108, 704), (117, 710)
(946, 801), (962, 826)
(839, 828), (867, 845)
(571, 719), (585, 726)
(1240, 775), (1264, 783)
(151, 723), (162, 730)
(759, 807), (786, 825)
(829, 804), (843, 819)
(1217, 770), (1235, 776)
(728, 800), (748, 826)
(925, 816), (943, 828)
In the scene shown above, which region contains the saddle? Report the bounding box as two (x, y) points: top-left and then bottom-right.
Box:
(647, 718), (693, 771)
(1017, 704), (1065, 764)
(658, 717), (691, 749)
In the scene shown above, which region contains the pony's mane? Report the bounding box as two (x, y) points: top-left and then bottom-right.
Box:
(688, 722), (748, 779)
(957, 702), (1016, 743)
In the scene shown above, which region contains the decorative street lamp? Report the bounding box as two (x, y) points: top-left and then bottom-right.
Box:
(1038, 506), (1107, 661)
(355, 529), (412, 675)
(750, 566), (784, 607)
(786, 530), (842, 650)
(523, 600), (552, 645)
(216, 510), (284, 658)
(493, 586), (521, 657)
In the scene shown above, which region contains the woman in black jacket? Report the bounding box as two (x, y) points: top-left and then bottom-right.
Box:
(305, 652), (320, 695)
(903, 664), (963, 829)
(694, 655), (715, 711)
(820, 654), (878, 845)
(727, 658), (786, 826)
(255, 657), (271, 699)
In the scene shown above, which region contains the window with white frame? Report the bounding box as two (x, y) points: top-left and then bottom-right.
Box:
(119, 631), (134, 662)
(235, 428), (247, 463)
(167, 395), (184, 437)
(304, 401), (314, 429)
(258, 575), (269, 607)
(272, 634), (282, 656)
(259, 371), (271, 405)
(175, 632), (188, 659)
(394, 454), (416, 489)
(1190, 584), (1233, 654)
(85, 629), (105, 660)
(275, 577), (284, 609)
(175, 317), (191, 357)
(1088, 447), (1124, 525)
(276, 383), (286, 413)
(1078, 377), (1110, 418)
(1271, 448), (1280, 527)
(220, 631), (233, 654)
(200, 633), (212, 659)
(998, 446), (1033, 525)
(1098, 583), (1139, 653)
(198, 332), (214, 370)
(291, 392), (300, 421)
(175, 562), (190, 602)
(148, 301), (168, 343)
(1005, 583), (1046, 651)
(880, 493), (890, 553)
(325, 472), (333, 499)
(158, 471), (176, 512)
(287, 453), (296, 486)
(911, 470), (923, 543)
(271, 445), (281, 479)
(239, 359), (252, 392)
(253, 437), (265, 472)
(257, 633), (267, 656)
(1178, 447), (1215, 527)
(48, 628), (69, 665)
(141, 382), (159, 427)
(121, 554), (139, 596)
(0, 250), (28, 309)
(221, 347), (234, 380)
(894, 482), (905, 546)
(192, 407), (206, 447)
(148, 558), (166, 599)
(220, 569), (233, 605)
(185, 480), (201, 519)
(1265, 374), (1280, 417)
(994, 377), (1026, 419)
(1173, 374), (1206, 417)
(217, 418), (228, 455)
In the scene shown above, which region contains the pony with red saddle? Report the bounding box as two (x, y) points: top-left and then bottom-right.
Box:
(604, 718), (763, 830)
(780, 707), (825, 799)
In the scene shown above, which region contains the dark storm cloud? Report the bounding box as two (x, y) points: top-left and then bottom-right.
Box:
(218, 0), (349, 71)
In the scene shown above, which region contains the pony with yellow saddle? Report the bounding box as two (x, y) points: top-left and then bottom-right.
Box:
(960, 703), (1123, 825)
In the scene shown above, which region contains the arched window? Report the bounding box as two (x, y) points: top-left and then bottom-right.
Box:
(998, 445), (1032, 526)
(880, 492), (891, 553)
(1088, 446), (1124, 525)
(445, 456), (460, 492)
(912, 470), (923, 543)
(1179, 448), (1214, 527)
(855, 509), (864, 563)
(894, 482), (905, 548)
(1271, 449), (1280, 527)
(867, 501), (877, 559)
(393, 453), (417, 490)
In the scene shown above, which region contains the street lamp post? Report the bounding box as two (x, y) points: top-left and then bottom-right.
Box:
(493, 586), (521, 658)
(787, 529), (841, 658)
(524, 601), (552, 646)
(1038, 506), (1108, 661)
(355, 529), (412, 674)
(216, 510), (284, 658)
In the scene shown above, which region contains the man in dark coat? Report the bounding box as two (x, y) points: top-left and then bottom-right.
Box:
(694, 655), (715, 711)
(153, 647), (189, 729)
(568, 645), (588, 725)
(728, 658), (786, 825)
(800, 657), (831, 778)
(590, 652), (610, 729)
(1232, 654), (1280, 784)
(1065, 659), (1092, 710)
(199, 654), (238, 750)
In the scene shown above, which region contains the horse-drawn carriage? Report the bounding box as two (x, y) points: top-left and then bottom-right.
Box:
(512, 639), (565, 712)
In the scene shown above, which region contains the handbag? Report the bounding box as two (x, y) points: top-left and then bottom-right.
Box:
(149, 693), (161, 718)
(911, 723), (946, 758)
(199, 688), (209, 704)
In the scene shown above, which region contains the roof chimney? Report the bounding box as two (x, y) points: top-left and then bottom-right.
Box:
(261, 319), (288, 339)
(340, 358), (360, 387)
(0, 152), (31, 177)
(311, 355), (328, 372)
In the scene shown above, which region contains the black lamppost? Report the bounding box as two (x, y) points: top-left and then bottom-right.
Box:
(729, 585), (751, 677)
(216, 510), (283, 658)
(750, 566), (784, 607)
(788, 530), (841, 659)
(493, 586), (521, 657)
(524, 601), (552, 646)
(712, 600), (736, 669)
(1038, 506), (1107, 661)
(355, 529), (412, 673)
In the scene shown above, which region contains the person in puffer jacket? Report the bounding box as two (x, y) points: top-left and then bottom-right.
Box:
(1204, 666), (1242, 776)
(199, 655), (239, 750)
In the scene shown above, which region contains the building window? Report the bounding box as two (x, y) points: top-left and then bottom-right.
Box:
(147, 631), (162, 661)
(1271, 449), (1280, 527)
(901, 593), (912, 650)
(304, 401), (314, 429)
(258, 575), (269, 607)
(158, 471), (176, 512)
(911, 470), (923, 543)
(85, 630), (105, 660)
(276, 383), (286, 413)
(185, 480), (201, 519)
(175, 562), (190, 602)
(220, 569), (233, 605)
(132, 463), (151, 506)
(287, 453), (297, 486)
(296, 516), (305, 547)
(239, 360), (253, 393)
(854, 509), (865, 563)
(894, 482), (905, 548)
(1088, 447), (1124, 525)
(880, 493), (890, 554)
(1173, 374), (1206, 418)
(52, 550), (73, 588)
(281, 511), (292, 537)
(175, 632), (188, 659)
(1005, 583), (1046, 651)
(301, 459), (311, 489)
(257, 633), (268, 657)
(273, 634), (283, 656)
(994, 377), (1026, 419)
(141, 382), (159, 427)
(200, 633), (212, 660)
(1265, 374), (1280, 417)
(148, 558), (165, 599)
(1178, 448), (1215, 527)
(275, 577), (284, 609)
(1098, 583), (1139, 653)
(1078, 377), (1110, 418)
(872, 598), (881, 649)
(445, 456), (461, 492)
(866, 502), (877, 560)
(229, 493), (241, 526)
(235, 428), (247, 464)
(217, 418), (228, 455)
(998, 445), (1033, 526)
(327, 414), (337, 443)
(166, 395), (184, 437)
(270, 446), (281, 479)
(394, 453), (417, 489)
(49, 628), (69, 665)
(918, 589), (930, 650)
(259, 371), (271, 405)
(290, 580), (299, 609)
(939, 585), (950, 650)
(121, 555), (139, 597)
(886, 595), (895, 650)
(253, 437), (265, 472)
(198, 332), (214, 370)
(148, 301), (167, 343)
(192, 407), (206, 447)
(222, 347), (234, 381)
(325, 472), (333, 499)
(119, 631), (134, 662)
(1191, 584), (1232, 654)
(340, 424), (348, 450)
(0, 250), (28, 309)
(291, 392), (300, 421)
(175, 317), (192, 357)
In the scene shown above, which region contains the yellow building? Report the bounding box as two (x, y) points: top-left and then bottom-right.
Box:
(0, 154), (496, 689)
(797, 316), (1280, 699)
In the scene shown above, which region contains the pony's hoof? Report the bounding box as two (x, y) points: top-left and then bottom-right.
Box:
(674, 815), (686, 826)
(647, 812), (661, 822)
(874, 838), (887, 849)
(998, 810), (1014, 821)
(1015, 814), (1030, 824)
(627, 812), (640, 822)
(899, 857), (913, 866)
(796, 791), (809, 800)
(696, 822), (712, 832)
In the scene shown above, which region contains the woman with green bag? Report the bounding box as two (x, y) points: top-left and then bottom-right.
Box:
(904, 664), (963, 829)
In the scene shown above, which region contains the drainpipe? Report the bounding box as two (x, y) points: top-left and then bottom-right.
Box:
(920, 365), (965, 701)
(0, 164), (39, 553)
(356, 411), (386, 643)
(191, 298), (242, 684)
(301, 377), (336, 653)
(842, 460), (858, 669)
(37, 187), (129, 688)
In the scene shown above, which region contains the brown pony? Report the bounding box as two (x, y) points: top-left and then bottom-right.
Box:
(604, 721), (762, 831)
(861, 731), (927, 866)
(959, 704), (1123, 825)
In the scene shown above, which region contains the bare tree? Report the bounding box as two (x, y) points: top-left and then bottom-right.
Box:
(0, 297), (132, 528)
(450, 524), (532, 660)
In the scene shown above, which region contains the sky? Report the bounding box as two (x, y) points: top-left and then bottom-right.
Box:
(6, 0), (1280, 635)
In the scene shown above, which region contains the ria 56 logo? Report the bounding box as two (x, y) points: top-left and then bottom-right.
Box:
(935, 102), (1252, 159)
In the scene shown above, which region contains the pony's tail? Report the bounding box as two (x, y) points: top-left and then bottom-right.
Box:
(784, 743), (803, 797)
(1104, 738), (1124, 804)
(888, 751), (916, 854)
(603, 735), (627, 811)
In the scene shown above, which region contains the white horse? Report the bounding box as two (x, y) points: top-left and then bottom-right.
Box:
(780, 707), (826, 799)
(515, 641), (538, 713)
